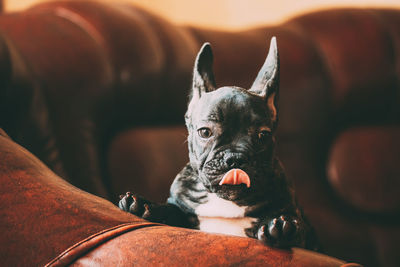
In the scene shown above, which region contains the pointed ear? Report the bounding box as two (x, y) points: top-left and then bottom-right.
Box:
(249, 37), (279, 124)
(191, 42), (216, 100)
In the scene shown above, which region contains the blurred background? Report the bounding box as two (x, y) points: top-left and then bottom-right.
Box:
(5, 0), (400, 29)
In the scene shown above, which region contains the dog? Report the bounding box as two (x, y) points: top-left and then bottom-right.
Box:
(119, 37), (318, 249)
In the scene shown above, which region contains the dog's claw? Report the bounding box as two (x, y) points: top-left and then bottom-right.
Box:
(268, 218), (280, 239)
(257, 225), (266, 241)
(282, 220), (295, 237)
(142, 204), (152, 219)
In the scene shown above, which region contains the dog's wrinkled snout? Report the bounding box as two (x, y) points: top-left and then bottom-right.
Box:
(224, 152), (247, 169)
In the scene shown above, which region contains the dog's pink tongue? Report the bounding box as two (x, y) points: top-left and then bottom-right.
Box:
(219, 169), (251, 188)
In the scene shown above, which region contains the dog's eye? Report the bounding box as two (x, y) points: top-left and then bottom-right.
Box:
(198, 127), (213, 139)
(258, 127), (272, 141)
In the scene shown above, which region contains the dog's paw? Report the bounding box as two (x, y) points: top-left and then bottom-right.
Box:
(257, 215), (302, 249)
(118, 192), (152, 217)
(118, 192), (191, 226)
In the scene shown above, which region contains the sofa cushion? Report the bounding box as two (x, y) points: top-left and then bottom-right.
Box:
(108, 126), (188, 202)
(327, 126), (400, 213)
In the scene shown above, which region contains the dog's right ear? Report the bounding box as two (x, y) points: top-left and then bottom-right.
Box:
(190, 42), (216, 101)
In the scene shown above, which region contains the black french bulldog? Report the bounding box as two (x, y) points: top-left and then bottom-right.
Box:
(119, 37), (318, 250)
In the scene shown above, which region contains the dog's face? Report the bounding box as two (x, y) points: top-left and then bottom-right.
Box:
(185, 38), (280, 201)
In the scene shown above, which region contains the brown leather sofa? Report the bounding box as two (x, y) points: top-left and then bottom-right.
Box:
(0, 1), (399, 266)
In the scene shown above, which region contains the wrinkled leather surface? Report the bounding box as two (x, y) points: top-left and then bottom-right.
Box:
(0, 1), (399, 266)
(72, 226), (346, 267)
(0, 130), (147, 266)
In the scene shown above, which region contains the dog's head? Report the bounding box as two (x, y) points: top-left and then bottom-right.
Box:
(185, 38), (280, 201)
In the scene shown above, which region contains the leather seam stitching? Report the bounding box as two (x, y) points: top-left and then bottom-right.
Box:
(45, 222), (162, 267)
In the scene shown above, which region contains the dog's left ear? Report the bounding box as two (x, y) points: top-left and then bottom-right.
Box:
(249, 37), (279, 124)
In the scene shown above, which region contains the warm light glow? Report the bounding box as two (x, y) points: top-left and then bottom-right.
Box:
(5, 0), (400, 29)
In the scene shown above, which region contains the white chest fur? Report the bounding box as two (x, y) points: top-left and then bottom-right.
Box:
(198, 216), (256, 237)
(195, 193), (256, 237)
(195, 193), (247, 217)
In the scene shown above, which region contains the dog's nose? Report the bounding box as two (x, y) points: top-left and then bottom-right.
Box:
(224, 153), (247, 168)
